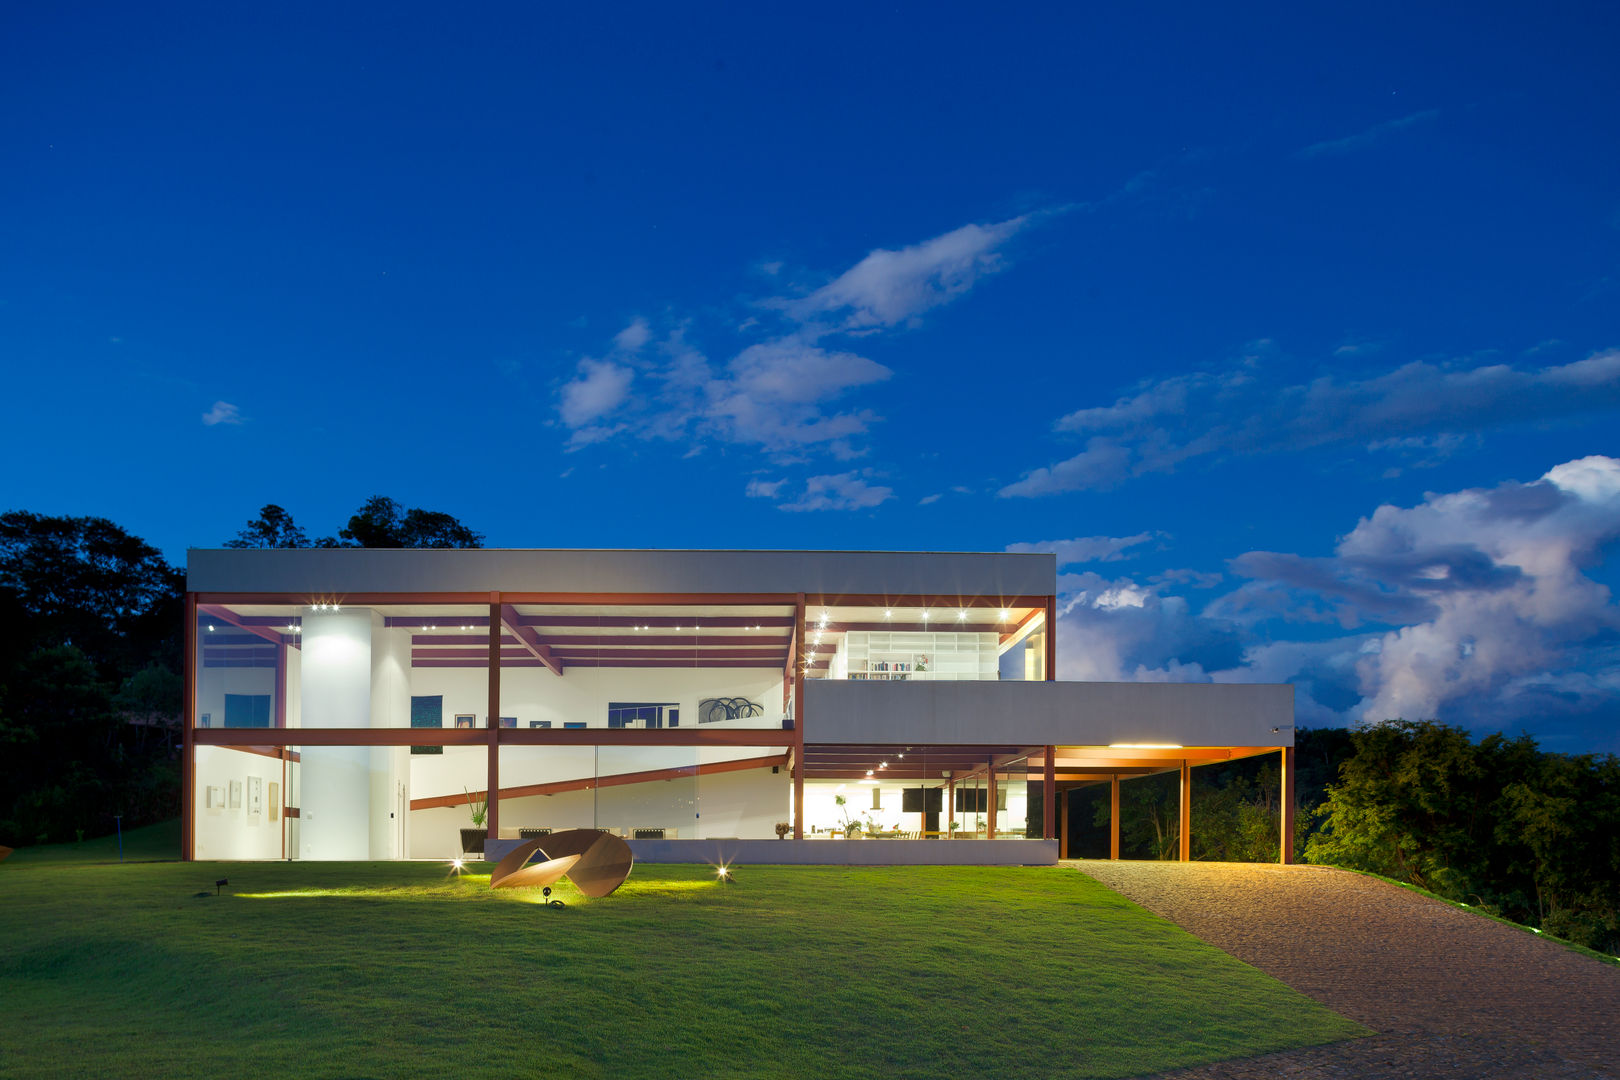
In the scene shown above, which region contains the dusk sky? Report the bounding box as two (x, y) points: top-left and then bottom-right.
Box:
(3, 4), (1618, 751)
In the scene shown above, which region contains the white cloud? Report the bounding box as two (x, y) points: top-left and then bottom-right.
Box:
(786, 215), (1031, 330)
(1043, 457), (1620, 750)
(558, 359), (634, 430)
(202, 401), (242, 426)
(1298, 108), (1441, 157)
(777, 472), (894, 513)
(613, 317), (652, 352)
(745, 478), (786, 498)
(918, 493), (943, 505)
(1006, 532), (1157, 565)
(1002, 348), (1620, 496)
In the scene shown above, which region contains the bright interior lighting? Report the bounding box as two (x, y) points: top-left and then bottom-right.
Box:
(1108, 743), (1185, 749)
(207, 624), (215, 632)
(1000, 610), (1010, 620)
(884, 610), (892, 618)
(958, 610), (967, 620)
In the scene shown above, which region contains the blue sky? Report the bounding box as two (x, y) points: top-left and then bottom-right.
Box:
(3, 3), (1618, 750)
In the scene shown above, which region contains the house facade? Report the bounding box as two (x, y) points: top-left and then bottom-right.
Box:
(182, 548), (1295, 863)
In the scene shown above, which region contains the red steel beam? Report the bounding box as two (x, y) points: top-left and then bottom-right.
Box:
(409, 752), (789, 811)
(198, 604), (294, 648)
(501, 603), (564, 676)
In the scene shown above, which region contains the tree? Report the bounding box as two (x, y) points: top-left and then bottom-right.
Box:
(0, 511), (183, 677)
(338, 496), (483, 548)
(225, 504), (312, 548)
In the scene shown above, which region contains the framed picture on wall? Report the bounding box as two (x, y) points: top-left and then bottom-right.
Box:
(199, 713), (211, 729)
(247, 775), (263, 816)
(499, 716), (516, 729)
(206, 785), (225, 809)
(268, 781), (280, 821)
(454, 714), (475, 729)
(228, 779), (242, 810)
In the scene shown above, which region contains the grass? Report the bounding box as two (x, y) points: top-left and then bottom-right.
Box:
(1, 824), (1366, 1079)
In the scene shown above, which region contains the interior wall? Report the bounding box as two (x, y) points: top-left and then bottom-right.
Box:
(407, 767), (786, 858)
(411, 664), (785, 731)
(193, 745), (285, 859)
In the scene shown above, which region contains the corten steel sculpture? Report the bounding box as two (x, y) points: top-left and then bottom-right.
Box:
(489, 828), (634, 898)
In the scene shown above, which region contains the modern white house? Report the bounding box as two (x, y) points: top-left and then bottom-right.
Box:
(182, 548), (1296, 864)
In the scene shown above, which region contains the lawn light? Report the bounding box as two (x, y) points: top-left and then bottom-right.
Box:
(716, 864), (735, 884)
(541, 886), (563, 909)
(214, 878), (228, 895)
(449, 858), (464, 877)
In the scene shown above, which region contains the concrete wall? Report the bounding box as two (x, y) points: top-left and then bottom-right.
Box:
(804, 679), (1294, 747)
(187, 547), (1056, 599)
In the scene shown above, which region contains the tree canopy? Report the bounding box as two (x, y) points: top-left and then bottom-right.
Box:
(226, 497), (483, 549)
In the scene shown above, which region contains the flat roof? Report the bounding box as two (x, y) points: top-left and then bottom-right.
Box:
(186, 547), (1058, 600)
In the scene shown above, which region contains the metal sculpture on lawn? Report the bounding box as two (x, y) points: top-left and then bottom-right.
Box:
(489, 828), (634, 898)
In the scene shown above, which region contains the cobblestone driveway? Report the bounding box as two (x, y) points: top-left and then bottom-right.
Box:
(1071, 861), (1620, 1080)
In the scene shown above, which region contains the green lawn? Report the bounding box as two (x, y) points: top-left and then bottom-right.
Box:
(1, 824), (1365, 1079)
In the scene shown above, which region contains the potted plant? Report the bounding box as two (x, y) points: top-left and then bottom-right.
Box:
(774, 821), (791, 839)
(459, 788), (488, 856)
(835, 794), (859, 837)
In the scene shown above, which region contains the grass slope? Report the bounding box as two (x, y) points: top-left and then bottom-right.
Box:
(1, 835), (1364, 1079)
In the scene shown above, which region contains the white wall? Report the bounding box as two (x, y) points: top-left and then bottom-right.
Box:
(406, 766), (787, 858)
(408, 663), (785, 732)
(194, 662), (275, 729)
(193, 745), (285, 859)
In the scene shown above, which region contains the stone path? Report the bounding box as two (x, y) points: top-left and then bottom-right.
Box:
(1069, 861), (1620, 1080)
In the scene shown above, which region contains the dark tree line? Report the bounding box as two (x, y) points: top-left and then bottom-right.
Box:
(0, 498), (481, 847)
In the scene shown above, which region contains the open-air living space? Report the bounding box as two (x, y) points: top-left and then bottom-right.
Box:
(184, 546), (1296, 866)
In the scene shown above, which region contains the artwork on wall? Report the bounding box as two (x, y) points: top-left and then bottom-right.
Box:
(454, 714), (475, 729)
(529, 720), (551, 728)
(499, 716), (517, 728)
(228, 779), (242, 810)
(268, 781), (280, 822)
(205, 785), (226, 809)
(698, 697), (764, 725)
(247, 775), (263, 816)
(199, 713), (212, 729)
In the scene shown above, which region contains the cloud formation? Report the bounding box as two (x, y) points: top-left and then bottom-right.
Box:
(1003, 348), (1620, 496)
(1006, 532), (1157, 565)
(785, 215), (1030, 330)
(1048, 457), (1620, 751)
(555, 214), (1047, 502)
(201, 401), (242, 426)
(776, 472), (894, 513)
(1298, 108), (1441, 157)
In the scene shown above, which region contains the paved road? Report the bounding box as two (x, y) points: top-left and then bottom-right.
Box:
(1070, 860), (1620, 1080)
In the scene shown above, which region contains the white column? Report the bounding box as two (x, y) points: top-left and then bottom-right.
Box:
(299, 609), (374, 860)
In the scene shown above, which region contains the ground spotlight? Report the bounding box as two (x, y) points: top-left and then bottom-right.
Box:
(214, 878), (228, 895)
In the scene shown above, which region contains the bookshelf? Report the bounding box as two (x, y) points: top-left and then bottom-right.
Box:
(834, 631), (999, 681)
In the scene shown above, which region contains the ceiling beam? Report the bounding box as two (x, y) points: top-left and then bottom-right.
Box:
(198, 604), (295, 648)
(521, 615), (795, 629)
(501, 603), (564, 676)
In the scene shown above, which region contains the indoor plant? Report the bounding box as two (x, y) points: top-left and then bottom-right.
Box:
(459, 788), (488, 855)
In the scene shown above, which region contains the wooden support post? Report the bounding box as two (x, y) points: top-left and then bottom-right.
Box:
(1280, 745), (1296, 865)
(987, 761), (998, 839)
(1042, 745), (1056, 840)
(792, 593), (806, 839)
(1178, 760), (1192, 862)
(486, 594), (501, 844)
(1059, 786), (1069, 859)
(1109, 774), (1120, 860)
(182, 593), (196, 862)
